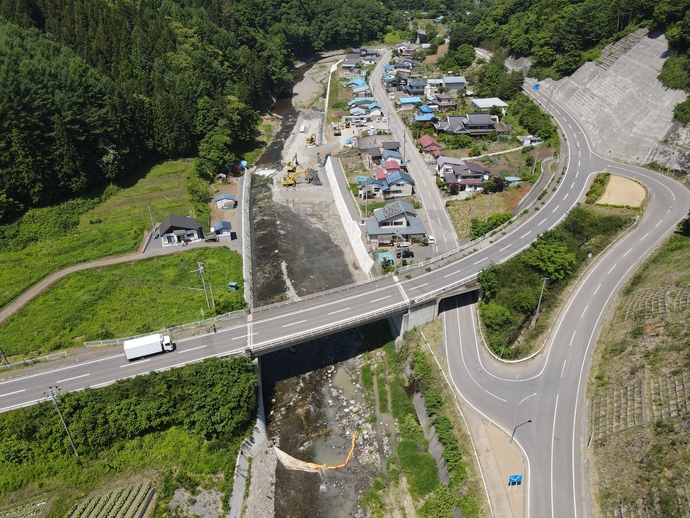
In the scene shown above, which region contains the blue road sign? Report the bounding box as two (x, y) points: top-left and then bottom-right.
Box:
(533, 84), (540, 90)
(508, 474), (523, 486)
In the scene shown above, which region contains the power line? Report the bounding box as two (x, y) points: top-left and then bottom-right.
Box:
(44, 386), (79, 457)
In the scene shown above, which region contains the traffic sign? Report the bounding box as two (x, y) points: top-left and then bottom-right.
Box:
(508, 474), (523, 486)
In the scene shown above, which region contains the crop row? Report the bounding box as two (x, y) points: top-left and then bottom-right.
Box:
(0, 501), (46, 518)
(64, 481), (153, 518)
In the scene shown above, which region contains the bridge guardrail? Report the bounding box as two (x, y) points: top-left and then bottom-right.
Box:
(0, 351), (67, 371)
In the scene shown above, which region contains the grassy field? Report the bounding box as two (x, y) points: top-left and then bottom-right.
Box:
(1, 247), (243, 357)
(0, 158), (246, 358)
(588, 229), (690, 516)
(0, 161), (194, 311)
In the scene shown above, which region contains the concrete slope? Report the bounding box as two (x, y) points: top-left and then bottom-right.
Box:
(540, 30), (688, 170)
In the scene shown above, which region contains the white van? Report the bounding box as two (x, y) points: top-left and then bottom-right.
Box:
(299, 124), (306, 133)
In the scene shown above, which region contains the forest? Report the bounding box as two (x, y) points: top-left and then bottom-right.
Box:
(1, 0), (688, 221)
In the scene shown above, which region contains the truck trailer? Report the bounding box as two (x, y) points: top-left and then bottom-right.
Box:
(123, 333), (174, 361)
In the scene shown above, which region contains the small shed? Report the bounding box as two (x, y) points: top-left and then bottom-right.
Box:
(212, 221), (232, 237)
(214, 194), (236, 209)
(377, 252), (394, 265)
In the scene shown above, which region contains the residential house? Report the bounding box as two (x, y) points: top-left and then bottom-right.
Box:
(518, 135), (543, 147)
(382, 149), (404, 166)
(365, 200), (427, 245)
(471, 97), (509, 115)
(159, 216), (202, 246)
(352, 84), (372, 96)
(346, 78), (366, 88)
(433, 93), (457, 111)
(382, 141), (401, 152)
(397, 97), (423, 110)
(434, 113), (503, 137)
(442, 76), (467, 91)
(368, 147), (382, 165)
(417, 135), (443, 158)
(403, 80), (427, 96)
(358, 171), (414, 200)
(414, 113), (436, 123)
(436, 157), (488, 192)
(212, 221), (232, 237)
(214, 194), (236, 209)
(342, 53), (361, 70)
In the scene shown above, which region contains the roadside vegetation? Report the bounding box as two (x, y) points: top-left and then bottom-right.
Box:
(1, 247), (244, 358)
(587, 214), (690, 516)
(359, 321), (485, 518)
(0, 357), (256, 517)
(478, 203), (636, 359)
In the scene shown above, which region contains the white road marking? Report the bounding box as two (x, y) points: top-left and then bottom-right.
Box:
(569, 331), (576, 347)
(563, 193), (568, 201)
(444, 270), (461, 278)
(655, 220), (661, 228)
(327, 307), (351, 315)
(282, 319), (307, 328)
(667, 207), (671, 214)
(473, 258), (485, 265)
(551, 393), (560, 518)
(0, 389), (25, 398)
(608, 264), (616, 274)
(408, 283), (428, 290)
(499, 244), (511, 252)
(539, 218), (547, 225)
(521, 231), (531, 239)
(0, 355), (121, 386)
(576, 171), (579, 178)
(121, 360), (150, 367)
(593, 284), (601, 296)
(561, 360), (567, 378)
(370, 295), (391, 303)
(178, 345), (207, 354)
(571, 182), (575, 189)
(640, 232), (649, 241)
(623, 248), (632, 257)
(552, 205), (560, 213)
(578, 160), (580, 167)
(56, 373), (90, 384)
(568, 123), (572, 129)
(581, 305), (588, 318)
(232, 333), (256, 341)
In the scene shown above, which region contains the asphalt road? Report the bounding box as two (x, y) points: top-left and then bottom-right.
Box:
(371, 50), (460, 253)
(1, 57), (688, 518)
(442, 80), (690, 517)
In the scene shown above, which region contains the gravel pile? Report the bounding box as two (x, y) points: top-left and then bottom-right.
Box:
(307, 168), (321, 186)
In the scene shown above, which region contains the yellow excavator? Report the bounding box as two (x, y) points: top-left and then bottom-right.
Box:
(333, 123), (342, 136)
(286, 153), (298, 173)
(306, 133), (316, 145)
(281, 169), (309, 187)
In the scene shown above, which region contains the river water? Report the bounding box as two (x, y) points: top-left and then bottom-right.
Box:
(251, 62), (376, 516)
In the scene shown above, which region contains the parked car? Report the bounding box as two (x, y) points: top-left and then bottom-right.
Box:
(397, 250), (414, 258)
(426, 235), (435, 245)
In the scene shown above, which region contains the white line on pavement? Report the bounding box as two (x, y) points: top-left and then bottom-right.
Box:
(327, 307), (351, 315)
(370, 295), (391, 303)
(120, 360), (150, 368)
(178, 345), (208, 354)
(0, 389), (25, 398)
(56, 373), (90, 384)
(282, 320), (307, 328)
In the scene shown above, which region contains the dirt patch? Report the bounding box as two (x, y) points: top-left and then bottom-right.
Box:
(597, 174), (646, 207)
(169, 487), (223, 517)
(424, 43), (448, 64)
(293, 54), (344, 110)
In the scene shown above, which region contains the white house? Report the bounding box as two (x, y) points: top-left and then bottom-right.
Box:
(214, 194), (236, 209)
(471, 97), (509, 115)
(159, 216), (202, 246)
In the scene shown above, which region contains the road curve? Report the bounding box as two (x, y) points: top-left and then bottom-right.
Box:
(443, 81), (690, 517)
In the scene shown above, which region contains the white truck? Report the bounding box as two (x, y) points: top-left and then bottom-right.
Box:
(123, 333), (174, 361)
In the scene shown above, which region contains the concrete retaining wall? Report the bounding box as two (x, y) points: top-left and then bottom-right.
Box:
(241, 172), (254, 309)
(324, 158), (375, 274)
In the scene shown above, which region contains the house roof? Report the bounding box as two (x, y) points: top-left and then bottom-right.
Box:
(368, 102), (382, 110)
(369, 147), (382, 159)
(382, 149), (402, 161)
(213, 194), (235, 201)
(418, 135), (441, 149)
(472, 97), (508, 109)
(375, 168), (388, 180)
(359, 178), (385, 188)
(384, 160), (402, 170)
(160, 216), (199, 235)
(465, 112), (494, 125)
(443, 171), (458, 184)
(365, 216), (427, 238)
(398, 97), (422, 104)
(382, 141), (400, 151)
(407, 81), (427, 87)
(419, 105), (434, 113)
(465, 161), (488, 175)
(373, 200), (417, 223)
(348, 97), (375, 106)
(350, 107), (366, 115)
(415, 114), (435, 122)
(437, 156), (466, 168)
(386, 170), (414, 185)
(346, 78), (366, 87)
(212, 221), (232, 231)
(352, 85), (371, 94)
(443, 75), (466, 84)
(505, 176), (522, 182)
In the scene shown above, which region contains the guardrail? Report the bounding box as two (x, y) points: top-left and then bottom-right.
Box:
(0, 351), (68, 371)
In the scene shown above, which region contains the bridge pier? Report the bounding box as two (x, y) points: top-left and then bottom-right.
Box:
(400, 299), (440, 334)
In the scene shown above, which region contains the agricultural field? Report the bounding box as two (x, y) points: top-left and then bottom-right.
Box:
(64, 483), (151, 518)
(0, 161), (194, 311)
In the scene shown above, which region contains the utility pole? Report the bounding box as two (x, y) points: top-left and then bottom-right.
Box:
(0, 347), (8, 366)
(191, 262), (210, 310)
(45, 386), (79, 457)
(536, 277), (550, 317)
(531, 142), (540, 178)
(510, 392), (537, 443)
